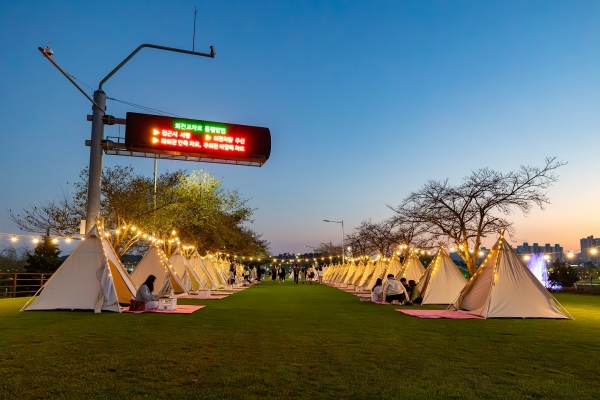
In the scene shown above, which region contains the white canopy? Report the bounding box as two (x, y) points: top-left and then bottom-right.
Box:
(449, 234), (570, 319)
(417, 248), (467, 304)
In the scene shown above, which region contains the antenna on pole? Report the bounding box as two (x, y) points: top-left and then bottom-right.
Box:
(192, 6), (198, 51)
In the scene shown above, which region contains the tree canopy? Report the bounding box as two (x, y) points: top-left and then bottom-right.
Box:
(8, 166), (270, 258)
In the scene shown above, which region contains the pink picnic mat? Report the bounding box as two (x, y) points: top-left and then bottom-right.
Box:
(178, 295), (229, 300)
(123, 305), (205, 314)
(355, 293), (371, 298)
(396, 309), (483, 319)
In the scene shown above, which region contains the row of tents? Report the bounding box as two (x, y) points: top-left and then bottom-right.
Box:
(21, 225), (243, 313)
(323, 234), (570, 319)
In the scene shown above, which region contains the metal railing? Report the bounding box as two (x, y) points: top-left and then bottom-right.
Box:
(0, 273), (52, 298)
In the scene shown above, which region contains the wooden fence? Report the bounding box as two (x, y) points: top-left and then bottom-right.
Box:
(0, 273), (52, 298)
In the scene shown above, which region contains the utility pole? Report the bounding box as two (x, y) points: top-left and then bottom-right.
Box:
(39, 43), (215, 233)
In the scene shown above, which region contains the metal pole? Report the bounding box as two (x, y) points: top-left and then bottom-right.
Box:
(85, 90), (106, 231)
(342, 220), (345, 265)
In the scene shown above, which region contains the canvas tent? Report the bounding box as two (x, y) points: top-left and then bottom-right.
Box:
(449, 234), (570, 319)
(365, 258), (387, 290)
(417, 247), (467, 304)
(397, 253), (426, 283)
(383, 254), (402, 283)
(130, 244), (188, 295)
(189, 250), (218, 289)
(169, 248), (202, 292)
(22, 225), (136, 313)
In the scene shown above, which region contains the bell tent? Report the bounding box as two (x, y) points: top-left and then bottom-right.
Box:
(130, 244), (187, 295)
(397, 252), (426, 283)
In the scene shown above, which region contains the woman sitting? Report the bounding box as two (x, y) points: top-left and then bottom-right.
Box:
(135, 275), (159, 310)
(408, 280), (422, 305)
(371, 278), (383, 302)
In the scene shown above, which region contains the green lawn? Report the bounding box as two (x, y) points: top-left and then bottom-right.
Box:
(1, 280), (599, 399)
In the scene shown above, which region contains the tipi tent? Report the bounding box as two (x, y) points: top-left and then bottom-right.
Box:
(169, 248), (197, 292)
(397, 253), (426, 283)
(365, 258), (387, 290)
(203, 256), (226, 288)
(357, 260), (375, 288)
(351, 261), (367, 286)
(383, 254), (402, 283)
(417, 247), (467, 304)
(189, 251), (218, 289)
(130, 244), (188, 295)
(22, 225), (136, 313)
(449, 234), (570, 319)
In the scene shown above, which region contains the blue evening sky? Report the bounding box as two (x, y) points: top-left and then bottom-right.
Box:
(0, 1), (598, 254)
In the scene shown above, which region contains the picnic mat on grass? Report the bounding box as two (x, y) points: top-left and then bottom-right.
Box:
(396, 309), (483, 319)
(178, 295), (228, 300)
(355, 293), (371, 298)
(123, 305), (205, 314)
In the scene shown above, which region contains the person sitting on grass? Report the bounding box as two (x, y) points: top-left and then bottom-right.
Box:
(371, 278), (383, 302)
(381, 274), (408, 304)
(135, 275), (159, 310)
(400, 277), (411, 297)
(408, 280), (422, 305)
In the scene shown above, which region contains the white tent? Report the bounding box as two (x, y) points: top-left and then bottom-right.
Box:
(449, 234), (570, 319)
(130, 244), (188, 295)
(351, 261), (367, 286)
(383, 254), (402, 283)
(417, 248), (468, 304)
(189, 250), (218, 289)
(357, 260), (375, 288)
(365, 259), (387, 290)
(22, 225), (136, 313)
(169, 248), (198, 292)
(397, 253), (426, 283)
(344, 262), (358, 284)
(202, 256), (226, 288)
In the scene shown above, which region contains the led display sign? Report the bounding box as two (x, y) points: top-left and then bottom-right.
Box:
(125, 112), (271, 165)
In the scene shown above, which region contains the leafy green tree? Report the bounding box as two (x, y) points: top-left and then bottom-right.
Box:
(548, 260), (579, 288)
(25, 237), (62, 273)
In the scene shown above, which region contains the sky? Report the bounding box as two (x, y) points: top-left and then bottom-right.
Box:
(0, 0), (599, 255)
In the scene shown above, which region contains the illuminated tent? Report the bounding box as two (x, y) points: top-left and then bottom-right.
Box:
(365, 258), (387, 290)
(344, 262), (358, 284)
(449, 234), (570, 319)
(189, 250), (218, 289)
(169, 248), (199, 292)
(357, 260), (375, 288)
(383, 254), (402, 283)
(351, 261), (367, 286)
(130, 244), (187, 295)
(397, 253), (426, 283)
(22, 225), (136, 313)
(202, 256), (226, 288)
(417, 247), (467, 304)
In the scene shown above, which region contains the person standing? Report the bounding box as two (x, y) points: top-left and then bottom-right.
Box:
(278, 266), (285, 282)
(300, 266), (307, 284)
(271, 265), (277, 281)
(229, 261), (237, 286)
(317, 266), (324, 284)
(293, 264), (300, 284)
(307, 265), (315, 284)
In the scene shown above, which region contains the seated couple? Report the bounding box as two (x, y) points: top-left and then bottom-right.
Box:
(371, 275), (422, 304)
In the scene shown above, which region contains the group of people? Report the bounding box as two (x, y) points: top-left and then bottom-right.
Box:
(290, 264), (323, 284)
(371, 275), (422, 305)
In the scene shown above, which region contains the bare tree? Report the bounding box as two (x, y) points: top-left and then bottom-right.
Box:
(390, 157), (565, 276)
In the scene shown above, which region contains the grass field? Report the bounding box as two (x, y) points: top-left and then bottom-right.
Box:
(1, 280), (600, 399)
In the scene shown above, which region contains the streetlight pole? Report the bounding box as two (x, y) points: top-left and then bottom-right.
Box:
(39, 43), (215, 232)
(323, 220), (344, 264)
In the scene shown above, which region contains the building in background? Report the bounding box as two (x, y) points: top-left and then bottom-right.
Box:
(580, 236), (600, 264)
(515, 242), (564, 262)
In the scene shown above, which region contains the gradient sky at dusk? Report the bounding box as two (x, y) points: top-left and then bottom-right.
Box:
(0, 1), (599, 255)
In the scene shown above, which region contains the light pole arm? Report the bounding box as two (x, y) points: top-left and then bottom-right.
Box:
(37, 47), (105, 112)
(99, 44), (215, 90)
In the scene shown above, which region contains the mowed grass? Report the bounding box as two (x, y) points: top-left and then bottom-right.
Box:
(1, 281), (600, 399)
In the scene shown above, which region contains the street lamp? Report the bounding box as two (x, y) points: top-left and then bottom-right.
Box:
(323, 220), (344, 264)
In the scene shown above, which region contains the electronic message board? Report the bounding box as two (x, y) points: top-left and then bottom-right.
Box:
(125, 112), (271, 165)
